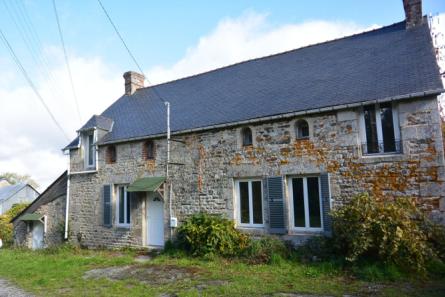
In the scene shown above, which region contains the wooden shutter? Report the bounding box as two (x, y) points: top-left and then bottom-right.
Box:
(103, 185), (112, 227)
(267, 176), (286, 234)
(320, 173), (332, 236)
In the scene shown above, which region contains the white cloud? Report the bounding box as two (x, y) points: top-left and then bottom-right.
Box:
(0, 11), (377, 189)
(146, 11), (377, 84)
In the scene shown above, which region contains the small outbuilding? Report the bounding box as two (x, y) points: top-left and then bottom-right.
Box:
(11, 172), (67, 249)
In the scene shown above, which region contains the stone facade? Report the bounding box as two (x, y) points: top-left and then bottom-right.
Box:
(13, 195), (66, 248)
(67, 96), (445, 248)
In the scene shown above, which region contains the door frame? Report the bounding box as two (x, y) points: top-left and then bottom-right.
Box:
(146, 193), (165, 247)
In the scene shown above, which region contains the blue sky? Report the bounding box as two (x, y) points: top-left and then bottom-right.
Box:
(1, 0), (444, 76)
(0, 0), (444, 188)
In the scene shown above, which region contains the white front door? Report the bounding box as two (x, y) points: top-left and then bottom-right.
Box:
(147, 195), (164, 247)
(32, 222), (44, 250)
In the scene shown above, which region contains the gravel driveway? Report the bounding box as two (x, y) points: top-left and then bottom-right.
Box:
(0, 279), (33, 297)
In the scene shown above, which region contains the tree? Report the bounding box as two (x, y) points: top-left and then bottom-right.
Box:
(0, 172), (39, 189)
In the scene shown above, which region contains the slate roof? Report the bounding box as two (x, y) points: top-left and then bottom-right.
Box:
(78, 115), (114, 132)
(0, 183), (27, 202)
(65, 20), (443, 148)
(11, 171), (67, 223)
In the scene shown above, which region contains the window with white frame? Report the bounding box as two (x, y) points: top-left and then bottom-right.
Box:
(116, 185), (131, 227)
(84, 131), (96, 168)
(288, 176), (323, 231)
(235, 180), (263, 227)
(360, 102), (401, 155)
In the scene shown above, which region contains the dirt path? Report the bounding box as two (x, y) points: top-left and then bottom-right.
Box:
(0, 279), (33, 297)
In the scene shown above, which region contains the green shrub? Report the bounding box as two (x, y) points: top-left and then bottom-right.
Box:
(0, 203), (29, 247)
(296, 236), (335, 262)
(176, 213), (249, 257)
(331, 193), (433, 273)
(421, 221), (445, 262)
(242, 236), (288, 264)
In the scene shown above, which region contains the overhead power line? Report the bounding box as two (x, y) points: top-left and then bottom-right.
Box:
(0, 29), (70, 141)
(52, 0), (82, 124)
(96, 0), (166, 104)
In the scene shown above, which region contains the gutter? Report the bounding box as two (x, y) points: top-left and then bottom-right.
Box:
(95, 88), (445, 146)
(64, 154), (70, 240)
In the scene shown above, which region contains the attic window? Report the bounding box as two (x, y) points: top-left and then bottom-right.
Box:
(296, 119), (309, 139)
(241, 127), (253, 147)
(106, 145), (116, 164)
(143, 140), (155, 160)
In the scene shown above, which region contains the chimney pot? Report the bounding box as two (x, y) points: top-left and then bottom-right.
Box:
(403, 0), (423, 29)
(123, 71), (145, 95)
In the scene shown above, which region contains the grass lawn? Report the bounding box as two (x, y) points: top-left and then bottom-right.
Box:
(0, 247), (444, 297)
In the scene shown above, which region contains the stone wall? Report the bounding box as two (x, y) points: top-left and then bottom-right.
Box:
(68, 96), (445, 248)
(13, 195), (66, 248)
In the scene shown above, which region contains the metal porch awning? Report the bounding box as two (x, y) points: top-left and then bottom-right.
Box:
(127, 177), (166, 192)
(18, 213), (43, 222)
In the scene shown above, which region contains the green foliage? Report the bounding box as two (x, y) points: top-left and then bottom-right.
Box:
(176, 213), (249, 257)
(242, 236), (288, 264)
(331, 193), (433, 273)
(422, 220), (445, 262)
(295, 236), (336, 262)
(0, 203), (29, 247)
(0, 172), (39, 189)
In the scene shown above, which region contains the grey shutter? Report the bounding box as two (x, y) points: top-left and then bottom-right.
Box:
(103, 185), (112, 227)
(267, 176), (286, 234)
(320, 173), (332, 236)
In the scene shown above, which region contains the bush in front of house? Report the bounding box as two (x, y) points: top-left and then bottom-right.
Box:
(330, 193), (444, 273)
(0, 203), (29, 247)
(176, 213), (249, 257)
(241, 236), (289, 264)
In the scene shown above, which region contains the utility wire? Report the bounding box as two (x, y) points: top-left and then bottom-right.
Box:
(52, 0), (82, 124)
(3, 0), (65, 105)
(0, 29), (70, 141)
(96, 0), (166, 104)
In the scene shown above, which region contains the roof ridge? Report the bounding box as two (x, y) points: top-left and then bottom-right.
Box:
(135, 20), (406, 93)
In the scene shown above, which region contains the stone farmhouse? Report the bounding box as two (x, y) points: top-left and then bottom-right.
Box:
(13, 0), (445, 249)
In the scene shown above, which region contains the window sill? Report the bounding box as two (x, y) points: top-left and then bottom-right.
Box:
(360, 152), (405, 162)
(115, 225), (131, 230)
(70, 169), (97, 175)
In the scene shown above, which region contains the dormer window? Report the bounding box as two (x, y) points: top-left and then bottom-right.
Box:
(84, 131), (96, 169)
(143, 140), (155, 160)
(241, 127), (253, 147)
(106, 145), (116, 164)
(295, 119), (309, 139)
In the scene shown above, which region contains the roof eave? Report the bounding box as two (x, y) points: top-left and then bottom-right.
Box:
(97, 88), (445, 146)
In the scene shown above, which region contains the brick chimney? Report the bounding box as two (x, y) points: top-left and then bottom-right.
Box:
(403, 0), (423, 29)
(123, 71), (145, 95)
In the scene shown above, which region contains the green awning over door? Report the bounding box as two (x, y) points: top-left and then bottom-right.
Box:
(127, 177), (166, 192)
(18, 213), (43, 221)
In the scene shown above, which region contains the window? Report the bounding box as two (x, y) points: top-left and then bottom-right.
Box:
(288, 176), (323, 231)
(84, 131), (96, 168)
(116, 186), (130, 227)
(241, 127), (253, 147)
(236, 180), (263, 227)
(361, 103), (400, 155)
(295, 119), (309, 139)
(143, 140), (155, 160)
(106, 145), (116, 164)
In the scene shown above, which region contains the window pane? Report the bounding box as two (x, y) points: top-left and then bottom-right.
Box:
(297, 120), (309, 138)
(88, 134), (94, 165)
(364, 105), (379, 153)
(239, 182), (250, 224)
(307, 177), (321, 228)
(126, 191), (131, 224)
(119, 187), (124, 224)
(252, 181), (263, 224)
(242, 128), (252, 146)
(380, 103), (396, 152)
(292, 178), (305, 227)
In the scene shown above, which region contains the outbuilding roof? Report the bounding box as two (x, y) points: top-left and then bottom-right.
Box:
(65, 20), (443, 148)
